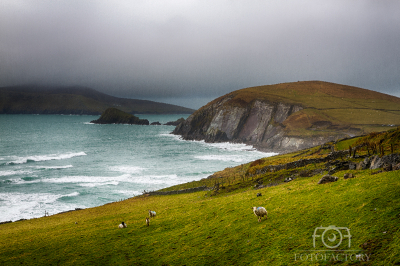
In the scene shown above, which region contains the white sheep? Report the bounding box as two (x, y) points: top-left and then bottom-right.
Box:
(149, 210), (156, 218)
(146, 217), (150, 227)
(252, 207), (268, 222)
(118, 221), (127, 228)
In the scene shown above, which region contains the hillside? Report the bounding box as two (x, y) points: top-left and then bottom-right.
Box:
(173, 81), (400, 153)
(1, 128), (399, 265)
(0, 85), (195, 115)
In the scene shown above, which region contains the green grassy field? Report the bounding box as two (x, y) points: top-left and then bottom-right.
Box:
(1, 128), (400, 265)
(1, 169), (399, 265)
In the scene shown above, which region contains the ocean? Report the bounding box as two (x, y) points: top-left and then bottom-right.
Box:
(0, 114), (274, 222)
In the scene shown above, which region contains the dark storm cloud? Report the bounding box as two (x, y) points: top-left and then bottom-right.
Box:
(1, 0), (399, 108)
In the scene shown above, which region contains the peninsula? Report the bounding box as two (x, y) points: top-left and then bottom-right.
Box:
(173, 81), (400, 153)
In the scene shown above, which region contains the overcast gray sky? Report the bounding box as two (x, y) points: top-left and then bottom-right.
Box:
(1, 0), (399, 108)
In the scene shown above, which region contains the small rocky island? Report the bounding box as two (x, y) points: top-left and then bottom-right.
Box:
(90, 108), (149, 125)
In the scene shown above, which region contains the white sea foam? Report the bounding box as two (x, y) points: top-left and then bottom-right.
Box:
(79, 181), (120, 187)
(115, 190), (141, 196)
(163, 133), (276, 155)
(7, 177), (39, 184)
(195, 155), (247, 163)
(63, 192), (80, 197)
(36, 165), (74, 170)
(0, 191), (81, 222)
(132, 174), (180, 185)
(41, 174), (133, 184)
(206, 142), (257, 152)
(37, 172), (183, 187)
(109, 165), (145, 174)
(6, 152), (86, 165)
(158, 133), (182, 139)
(0, 169), (34, 177)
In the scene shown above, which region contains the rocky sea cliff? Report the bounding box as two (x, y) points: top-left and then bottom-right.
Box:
(173, 81), (400, 153)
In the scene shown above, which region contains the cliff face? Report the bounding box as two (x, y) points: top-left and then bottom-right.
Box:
(173, 96), (316, 152)
(173, 81), (400, 153)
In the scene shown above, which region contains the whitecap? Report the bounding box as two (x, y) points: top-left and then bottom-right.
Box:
(64, 192), (80, 197)
(79, 181), (120, 187)
(41, 174), (135, 187)
(131, 174), (180, 185)
(194, 155), (246, 163)
(6, 152), (86, 165)
(35, 165), (73, 170)
(115, 190), (141, 196)
(109, 165), (145, 174)
(0, 169), (34, 177)
(0, 191), (83, 222)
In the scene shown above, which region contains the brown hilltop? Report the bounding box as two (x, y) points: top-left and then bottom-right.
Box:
(174, 81), (400, 153)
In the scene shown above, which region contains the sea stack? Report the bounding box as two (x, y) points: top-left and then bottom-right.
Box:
(91, 108), (149, 125)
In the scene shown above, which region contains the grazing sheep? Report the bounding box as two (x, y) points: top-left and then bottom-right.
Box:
(146, 217), (150, 227)
(284, 177), (293, 182)
(118, 221), (127, 228)
(149, 210), (156, 218)
(252, 207), (268, 222)
(256, 193), (262, 197)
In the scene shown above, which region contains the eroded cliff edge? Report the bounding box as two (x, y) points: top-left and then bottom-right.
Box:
(172, 81), (400, 153)
(173, 96), (327, 153)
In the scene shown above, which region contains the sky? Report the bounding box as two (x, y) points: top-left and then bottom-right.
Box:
(1, 0), (399, 109)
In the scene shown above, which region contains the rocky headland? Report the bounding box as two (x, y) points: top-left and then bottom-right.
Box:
(173, 81), (400, 153)
(91, 108), (149, 125)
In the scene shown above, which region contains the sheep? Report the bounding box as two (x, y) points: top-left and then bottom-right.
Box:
(118, 221), (127, 228)
(252, 207), (268, 222)
(149, 210), (156, 218)
(146, 217), (150, 227)
(256, 193), (262, 197)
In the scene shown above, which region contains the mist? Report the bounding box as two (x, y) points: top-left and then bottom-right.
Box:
(1, 0), (399, 108)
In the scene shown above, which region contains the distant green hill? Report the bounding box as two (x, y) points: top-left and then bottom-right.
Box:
(0, 85), (195, 115)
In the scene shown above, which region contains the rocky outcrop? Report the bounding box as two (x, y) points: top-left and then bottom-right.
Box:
(318, 175), (338, 184)
(91, 108), (149, 125)
(147, 186), (210, 196)
(173, 96), (337, 152)
(344, 173), (355, 179)
(164, 118), (185, 126)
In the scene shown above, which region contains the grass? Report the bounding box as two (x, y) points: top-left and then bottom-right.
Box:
(1, 170), (399, 265)
(1, 128), (400, 265)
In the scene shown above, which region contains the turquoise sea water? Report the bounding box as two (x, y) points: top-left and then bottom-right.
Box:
(0, 114), (274, 222)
